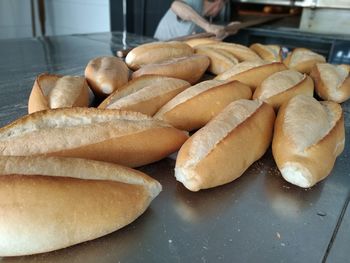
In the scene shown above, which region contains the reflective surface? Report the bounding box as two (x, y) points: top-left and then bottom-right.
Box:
(0, 32), (349, 262)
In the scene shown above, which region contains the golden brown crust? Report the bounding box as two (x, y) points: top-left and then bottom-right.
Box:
(28, 73), (90, 114)
(125, 41), (194, 70)
(195, 46), (239, 75)
(283, 48), (326, 74)
(272, 95), (345, 188)
(154, 80), (252, 131)
(0, 107), (189, 167)
(183, 38), (220, 47)
(0, 155), (161, 256)
(197, 42), (261, 61)
(250, 43), (282, 62)
(175, 100), (275, 191)
(84, 56), (129, 97)
(310, 63), (350, 103)
(253, 71), (314, 110)
(215, 62), (287, 91)
(131, 55), (210, 84)
(98, 75), (190, 116)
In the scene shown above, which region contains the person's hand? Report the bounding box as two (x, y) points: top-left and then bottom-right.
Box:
(205, 23), (226, 38)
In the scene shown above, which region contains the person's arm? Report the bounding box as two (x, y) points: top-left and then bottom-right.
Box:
(171, 1), (225, 37)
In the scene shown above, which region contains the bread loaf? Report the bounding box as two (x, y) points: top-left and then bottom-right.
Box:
(195, 46), (238, 75)
(125, 41), (193, 70)
(28, 74), (90, 114)
(310, 63), (350, 103)
(0, 108), (188, 167)
(132, 55), (210, 84)
(84, 56), (129, 97)
(154, 80), (252, 131)
(184, 37), (219, 47)
(215, 61), (287, 91)
(272, 95), (345, 188)
(0, 155), (161, 256)
(197, 42), (261, 61)
(253, 69), (314, 109)
(250, 43), (282, 62)
(175, 99), (275, 191)
(98, 75), (190, 116)
(284, 48), (326, 74)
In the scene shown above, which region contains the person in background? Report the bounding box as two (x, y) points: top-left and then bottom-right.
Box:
(154, 0), (240, 41)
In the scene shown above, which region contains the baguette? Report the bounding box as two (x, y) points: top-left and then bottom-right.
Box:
(250, 43), (282, 62)
(175, 99), (275, 191)
(0, 155), (161, 256)
(195, 46), (239, 75)
(184, 37), (219, 47)
(310, 63), (350, 103)
(0, 108), (188, 167)
(197, 42), (261, 61)
(154, 80), (252, 131)
(98, 75), (190, 116)
(253, 69), (314, 109)
(284, 48), (326, 74)
(28, 74), (90, 114)
(272, 95), (345, 188)
(215, 61), (287, 91)
(132, 55), (210, 84)
(84, 56), (129, 97)
(125, 41), (193, 70)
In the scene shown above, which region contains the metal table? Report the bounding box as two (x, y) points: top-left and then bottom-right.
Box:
(0, 32), (349, 263)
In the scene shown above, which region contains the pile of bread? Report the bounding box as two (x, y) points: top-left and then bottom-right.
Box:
(0, 38), (348, 256)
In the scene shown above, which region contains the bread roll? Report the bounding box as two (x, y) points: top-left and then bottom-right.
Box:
(28, 74), (89, 114)
(84, 56), (129, 97)
(125, 41), (193, 70)
(154, 80), (252, 131)
(253, 69), (314, 109)
(0, 155), (161, 256)
(175, 99), (275, 191)
(310, 63), (350, 103)
(215, 61), (287, 91)
(284, 48), (326, 74)
(198, 42), (261, 61)
(272, 95), (345, 188)
(98, 75), (190, 116)
(132, 55), (210, 84)
(0, 108), (188, 167)
(184, 37), (219, 47)
(195, 46), (238, 75)
(250, 43), (282, 62)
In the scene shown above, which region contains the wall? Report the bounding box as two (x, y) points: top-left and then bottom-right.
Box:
(0, 0), (110, 39)
(0, 0), (33, 39)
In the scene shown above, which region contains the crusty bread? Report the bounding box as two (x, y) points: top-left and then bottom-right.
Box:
(125, 41), (193, 70)
(197, 42), (261, 61)
(253, 69), (314, 109)
(84, 56), (129, 97)
(310, 63), (350, 103)
(28, 74), (90, 114)
(272, 95), (345, 188)
(0, 155), (161, 256)
(0, 108), (188, 167)
(195, 46), (239, 75)
(98, 75), (190, 116)
(154, 80), (252, 131)
(284, 48), (326, 74)
(215, 61), (287, 91)
(184, 37), (219, 47)
(250, 43), (282, 62)
(132, 55), (210, 84)
(175, 99), (275, 191)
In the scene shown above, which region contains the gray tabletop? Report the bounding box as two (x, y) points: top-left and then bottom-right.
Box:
(0, 32), (349, 263)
